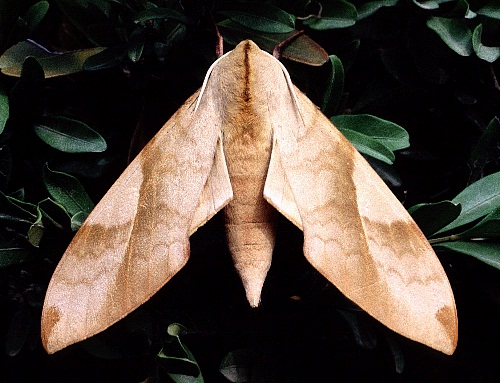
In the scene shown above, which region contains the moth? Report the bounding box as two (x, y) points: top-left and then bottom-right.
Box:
(41, 40), (458, 355)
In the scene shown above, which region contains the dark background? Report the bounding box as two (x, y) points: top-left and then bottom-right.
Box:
(0, 1), (499, 382)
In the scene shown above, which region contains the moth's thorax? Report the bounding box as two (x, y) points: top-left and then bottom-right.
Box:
(215, 40), (279, 210)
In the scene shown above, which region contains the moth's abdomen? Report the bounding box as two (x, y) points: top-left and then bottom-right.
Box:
(222, 113), (276, 307)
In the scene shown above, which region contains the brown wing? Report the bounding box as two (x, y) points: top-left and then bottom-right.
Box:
(263, 65), (457, 354)
(42, 87), (232, 353)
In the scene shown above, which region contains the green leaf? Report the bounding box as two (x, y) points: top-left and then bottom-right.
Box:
(413, 0), (440, 10)
(460, 206), (500, 238)
(332, 114), (410, 151)
(83, 46), (125, 71)
(357, 0), (399, 20)
(476, 1), (500, 20)
(0, 145), (12, 189)
(0, 191), (37, 228)
(0, 246), (31, 267)
(413, 0), (455, 10)
(24, 1), (49, 35)
(337, 127), (395, 164)
(435, 241), (500, 270)
(219, 349), (256, 383)
(321, 55), (344, 116)
(386, 333), (405, 373)
(134, 7), (191, 24)
(53, 0), (119, 46)
(34, 115), (107, 153)
(409, 201), (461, 237)
(447, 0), (475, 19)
(472, 24), (500, 62)
(426, 17), (472, 56)
(302, 0), (357, 30)
(338, 310), (378, 349)
(128, 40), (145, 63)
(0, 86), (9, 134)
(167, 323), (188, 337)
(436, 172), (500, 234)
(159, 324), (204, 383)
(38, 198), (72, 230)
(71, 210), (87, 231)
(0, 40), (105, 78)
(221, 5), (295, 34)
(27, 208), (44, 247)
(42, 164), (94, 217)
(468, 117), (500, 183)
(5, 303), (33, 356)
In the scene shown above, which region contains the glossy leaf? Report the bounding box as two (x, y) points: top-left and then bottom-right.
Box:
(0, 191), (37, 228)
(387, 333), (405, 373)
(38, 198), (71, 231)
(302, 0), (357, 30)
(0, 246), (31, 267)
(34, 116), (107, 153)
(53, 0), (118, 46)
(449, 0), (476, 19)
(0, 40), (105, 78)
(134, 7), (190, 24)
(82, 46), (126, 71)
(158, 324), (204, 383)
(128, 40), (144, 63)
(27, 208), (44, 247)
(42, 164), (94, 217)
(468, 117), (500, 183)
(426, 17), (472, 56)
(413, 0), (440, 10)
(472, 24), (500, 63)
(435, 241), (500, 270)
(71, 211), (87, 231)
(436, 172), (500, 234)
(219, 349), (256, 383)
(337, 127), (395, 164)
(367, 157), (403, 190)
(476, 1), (500, 20)
(0, 145), (12, 190)
(409, 201), (462, 237)
(24, 1), (49, 35)
(332, 114), (409, 151)
(321, 55), (344, 116)
(338, 310), (378, 349)
(357, 0), (399, 20)
(460, 207), (500, 238)
(0, 86), (8, 134)
(412, 0), (457, 10)
(221, 5), (295, 34)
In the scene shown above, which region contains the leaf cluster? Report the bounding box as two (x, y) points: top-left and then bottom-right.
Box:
(0, 1), (498, 382)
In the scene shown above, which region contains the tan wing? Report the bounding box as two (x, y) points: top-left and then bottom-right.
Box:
(264, 80), (457, 354)
(41, 88), (233, 354)
(190, 137), (233, 234)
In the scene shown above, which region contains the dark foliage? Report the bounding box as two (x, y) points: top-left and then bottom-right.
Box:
(0, 1), (499, 382)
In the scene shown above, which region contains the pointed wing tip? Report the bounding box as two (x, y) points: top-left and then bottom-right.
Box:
(430, 334), (457, 355)
(43, 340), (61, 355)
